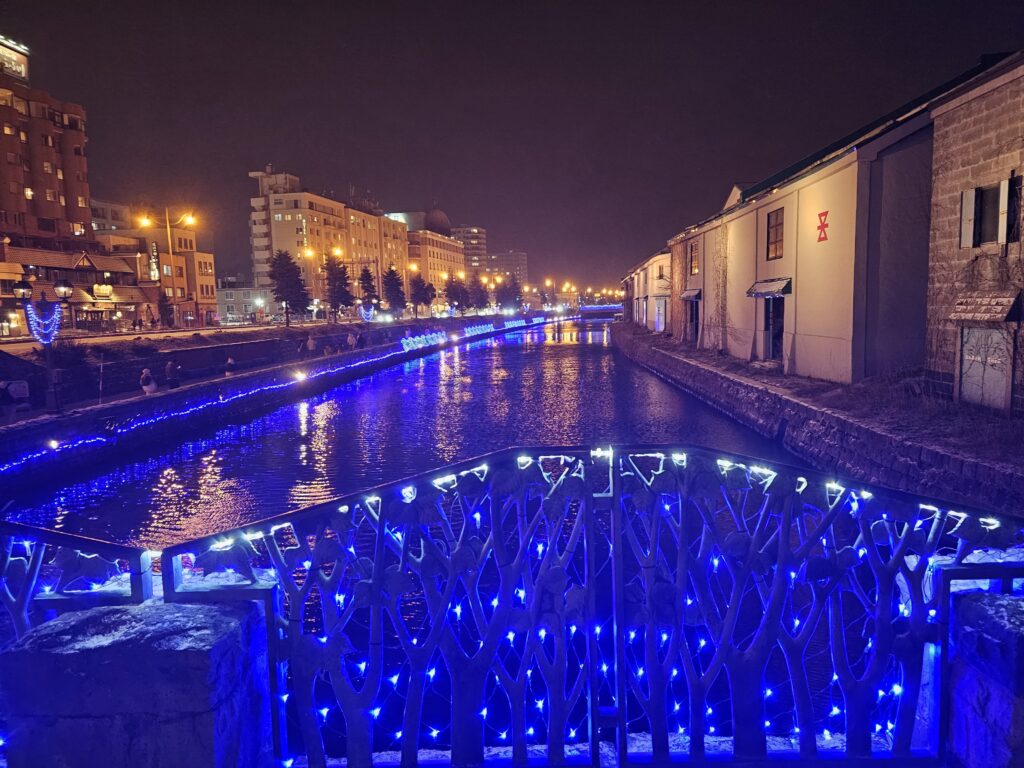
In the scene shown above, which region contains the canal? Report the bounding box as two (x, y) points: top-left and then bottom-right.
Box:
(5, 320), (789, 548)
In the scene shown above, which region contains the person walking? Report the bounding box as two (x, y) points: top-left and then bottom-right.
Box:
(305, 334), (317, 357)
(347, 331), (356, 349)
(224, 356), (236, 377)
(165, 359), (181, 389)
(140, 368), (158, 395)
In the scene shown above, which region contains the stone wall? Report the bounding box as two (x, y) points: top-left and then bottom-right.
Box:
(0, 317), (537, 492)
(926, 65), (1024, 408)
(951, 592), (1024, 768)
(0, 318), (466, 409)
(612, 323), (1024, 517)
(0, 601), (273, 768)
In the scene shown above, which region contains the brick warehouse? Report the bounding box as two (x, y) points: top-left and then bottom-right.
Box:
(927, 52), (1024, 413)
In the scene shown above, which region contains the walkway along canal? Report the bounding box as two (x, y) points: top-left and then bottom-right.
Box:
(3, 319), (787, 548)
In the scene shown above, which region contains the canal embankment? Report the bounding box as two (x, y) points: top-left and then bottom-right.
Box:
(611, 323), (1024, 517)
(0, 317), (460, 411)
(0, 316), (560, 492)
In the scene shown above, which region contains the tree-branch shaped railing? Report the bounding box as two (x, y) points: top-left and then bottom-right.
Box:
(143, 445), (1023, 766)
(0, 516), (153, 642)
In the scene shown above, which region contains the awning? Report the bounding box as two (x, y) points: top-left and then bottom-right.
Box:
(949, 290), (1021, 322)
(747, 277), (792, 298)
(680, 288), (702, 300)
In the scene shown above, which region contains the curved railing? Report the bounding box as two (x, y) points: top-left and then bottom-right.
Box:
(3, 445), (1024, 766)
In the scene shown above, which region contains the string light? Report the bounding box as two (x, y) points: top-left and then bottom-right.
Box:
(24, 301), (63, 345)
(0, 316), (568, 476)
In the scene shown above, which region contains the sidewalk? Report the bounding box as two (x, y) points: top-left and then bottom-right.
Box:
(612, 324), (1024, 516)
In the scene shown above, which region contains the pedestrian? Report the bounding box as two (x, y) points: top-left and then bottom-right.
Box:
(297, 335), (308, 359)
(347, 331), (356, 349)
(165, 359), (181, 389)
(140, 368), (158, 395)
(306, 334), (317, 356)
(356, 332), (366, 349)
(323, 342), (334, 356)
(224, 356), (236, 377)
(149, 317), (157, 330)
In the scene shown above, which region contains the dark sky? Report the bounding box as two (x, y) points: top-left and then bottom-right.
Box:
(7, 1), (1024, 286)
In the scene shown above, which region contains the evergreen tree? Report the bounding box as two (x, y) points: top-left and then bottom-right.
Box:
(381, 266), (407, 314)
(495, 276), (520, 310)
(468, 280), (489, 312)
(444, 276), (469, 315)
(268, 249), (310, 327)
(324, 257), (354, 321)
(157, 292), (174, 327)
(358, 267), (378, 303)
(409, 274), (435, 318)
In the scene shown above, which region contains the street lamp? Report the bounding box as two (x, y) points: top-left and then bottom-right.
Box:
(139, 208), (198, 327)
(13, 278), (72, 413)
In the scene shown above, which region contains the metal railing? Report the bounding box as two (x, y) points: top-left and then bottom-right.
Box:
(3, 445), (1023, 767)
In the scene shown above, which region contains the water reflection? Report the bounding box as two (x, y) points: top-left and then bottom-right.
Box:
(7, 321), (789, 547)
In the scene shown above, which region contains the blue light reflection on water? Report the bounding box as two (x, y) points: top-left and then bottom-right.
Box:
(6, 321), (789, 548)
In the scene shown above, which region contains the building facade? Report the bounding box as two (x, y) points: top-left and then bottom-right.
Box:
(623, 250), (671, 332)
(250, 167), (410, 309)
(91, 199), (218, 328)
(0, 38), (92, 247)
(217, 276), (272, 324)
(925, 53), (1024, 413)
(451, 226), (487, 273)
(249, 166), (347, 304)
(406, 229), (466, 300)
(389, 208), (465, 310)
(491, 249), (528, 285)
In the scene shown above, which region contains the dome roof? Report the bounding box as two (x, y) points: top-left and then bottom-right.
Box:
(424, 208), (452, 237)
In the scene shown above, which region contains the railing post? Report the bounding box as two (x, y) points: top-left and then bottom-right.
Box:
(609, 452), (629, 767)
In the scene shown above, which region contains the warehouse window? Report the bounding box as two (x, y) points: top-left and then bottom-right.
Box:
(766, 208), (784, 260)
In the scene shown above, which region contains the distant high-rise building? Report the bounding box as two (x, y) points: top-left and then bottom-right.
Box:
(451, 226), (487, 273)
(248, 167), (410, 307)
(388, 208), (465, 309)
(491, 249), (528, 285)
(248, 166), (349, 303)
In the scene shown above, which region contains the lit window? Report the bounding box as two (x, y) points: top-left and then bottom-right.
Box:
(42, 161), (53, 174)
(766, 208), (784, 261)
(76, 196), (87, 208)
(23, 187), (33, 200)
(1, 123), (12, 135)
(45, 189), (57, 202)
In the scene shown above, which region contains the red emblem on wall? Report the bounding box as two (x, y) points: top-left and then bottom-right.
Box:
(816, 210), (830, 242)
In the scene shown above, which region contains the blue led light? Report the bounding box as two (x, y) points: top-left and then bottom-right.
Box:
(0, 317), (566, 476)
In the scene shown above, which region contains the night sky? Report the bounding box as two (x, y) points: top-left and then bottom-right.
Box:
(7, 1), (1024, 286)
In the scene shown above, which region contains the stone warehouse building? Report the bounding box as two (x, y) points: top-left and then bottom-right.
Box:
(925, 52), (1024, 413)
(623, 250), (671, 332)
(649, 54), (1017, 388)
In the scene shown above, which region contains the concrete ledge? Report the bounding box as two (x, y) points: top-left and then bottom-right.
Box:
(610, 323), (1024, 516)
(0, 601), (272, 768)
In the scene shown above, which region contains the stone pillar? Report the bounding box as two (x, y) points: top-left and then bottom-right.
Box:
(0, 601), (273, 768)
(951, 592), (1024, 768)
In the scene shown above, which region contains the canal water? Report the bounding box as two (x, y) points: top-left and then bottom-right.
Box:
(5, 320), (788, 548)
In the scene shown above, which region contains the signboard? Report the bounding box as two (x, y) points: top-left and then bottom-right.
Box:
(149, 241), (160, 281)
(0, 38), (28, 81)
